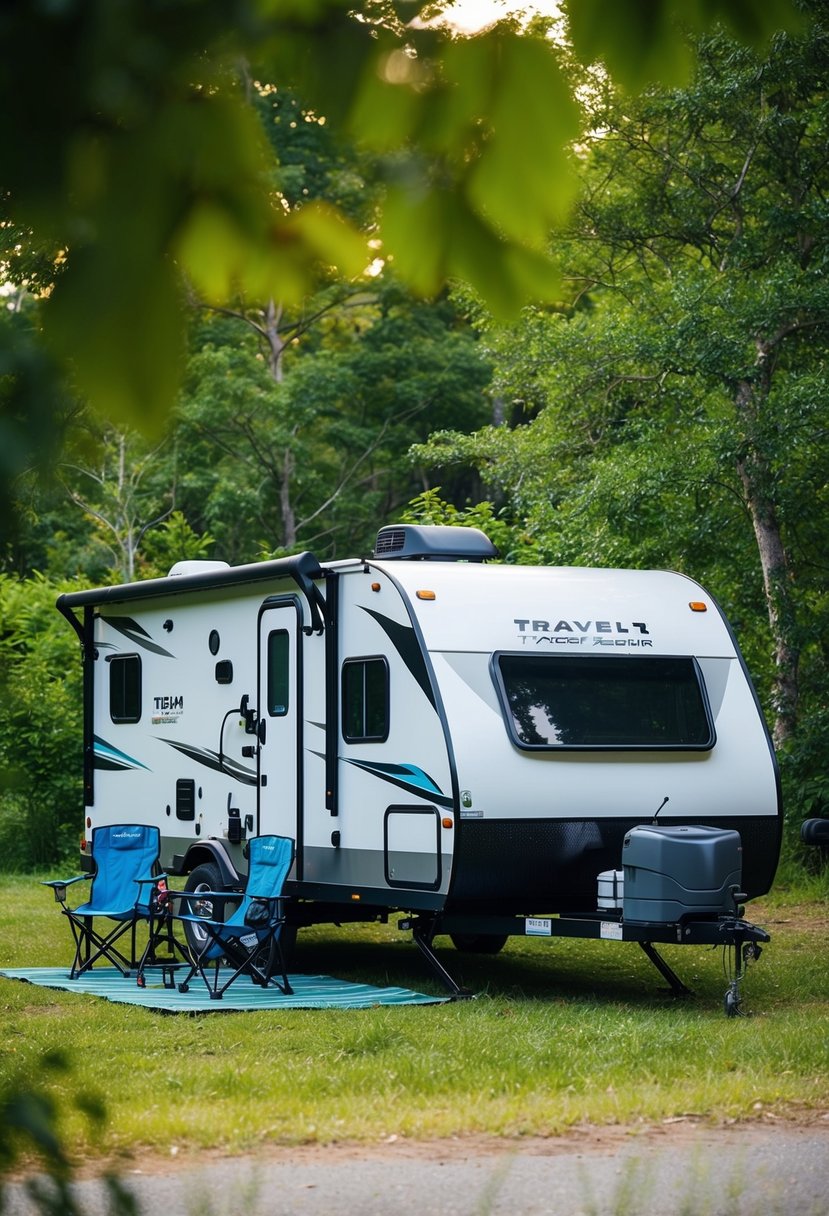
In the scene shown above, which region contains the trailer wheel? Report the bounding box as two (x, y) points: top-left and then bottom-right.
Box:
(182, 861), (224, 954)
(449, 933), (509, 954)
(723, 987), (742, 1018)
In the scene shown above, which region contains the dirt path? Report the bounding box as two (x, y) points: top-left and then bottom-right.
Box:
(5, 1120), (829, 1216)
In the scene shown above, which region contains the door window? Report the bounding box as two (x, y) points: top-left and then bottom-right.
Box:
(267, 630), (290, 716)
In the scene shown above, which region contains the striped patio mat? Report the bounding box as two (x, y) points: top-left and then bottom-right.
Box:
(0, 967), (446, 1012)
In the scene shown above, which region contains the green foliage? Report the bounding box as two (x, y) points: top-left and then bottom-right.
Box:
(401, 487), (538, 564)
(172, 287), (491, 561)
(0, 1050), (136, 1215)
(563, 0), (804, 89)
(0, 309), (74, 560)
(139, 512), (216, 579)
(418, 12), (829, 791)
(0, 0), (805, 445)
(2, 0), (826, 878)
(0, 576), (85, 869)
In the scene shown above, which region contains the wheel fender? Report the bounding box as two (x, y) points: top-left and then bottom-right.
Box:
(180, 840), (241, 887)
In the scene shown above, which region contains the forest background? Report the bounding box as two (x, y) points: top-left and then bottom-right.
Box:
(1, 0), (827, 873)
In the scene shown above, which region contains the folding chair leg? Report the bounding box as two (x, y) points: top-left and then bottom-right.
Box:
(178, 926), (292, 1000)
(135, 913), (192, 988)
(254, 935), (293, 996)
(65, 913), (136, 979)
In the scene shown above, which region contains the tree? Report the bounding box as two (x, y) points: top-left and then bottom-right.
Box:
(415, 10), (829, 754)
(0, 575), (84, 868)
(58, 427), (176, 583)
(173, 284), (491, 561)
(0, 0), (802, 462)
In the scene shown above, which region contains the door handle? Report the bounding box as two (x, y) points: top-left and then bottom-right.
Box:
(258, 717), (267, 744)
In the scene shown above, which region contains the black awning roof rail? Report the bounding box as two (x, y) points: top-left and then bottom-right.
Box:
(56, 550), (327, 644)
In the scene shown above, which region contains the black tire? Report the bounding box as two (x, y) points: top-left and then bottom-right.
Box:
(724, 988), (741, 1018)
(182, 861), (224, 955)
(449, 933), (509, 955)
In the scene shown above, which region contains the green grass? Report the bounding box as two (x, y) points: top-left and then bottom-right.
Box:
(1, 873), (828, 1164)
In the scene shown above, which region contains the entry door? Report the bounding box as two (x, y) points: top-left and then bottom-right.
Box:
(257, 599), (302, 862)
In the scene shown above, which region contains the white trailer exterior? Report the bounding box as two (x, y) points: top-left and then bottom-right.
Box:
(57, 525), (781, 966)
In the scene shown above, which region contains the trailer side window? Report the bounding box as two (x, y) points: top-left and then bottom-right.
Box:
(494, 654), (714, 750)
(267, 630), (290, 716)
(109, 654), (142, 724)
(342, 657), (389, 742)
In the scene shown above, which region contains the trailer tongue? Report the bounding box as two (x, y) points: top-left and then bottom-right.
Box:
(402, 823), (769, 1015)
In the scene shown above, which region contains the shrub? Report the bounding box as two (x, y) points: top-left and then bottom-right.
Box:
(0, 575), (86, 870)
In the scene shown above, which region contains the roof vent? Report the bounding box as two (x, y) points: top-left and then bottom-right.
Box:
(373, 524), (498, 562)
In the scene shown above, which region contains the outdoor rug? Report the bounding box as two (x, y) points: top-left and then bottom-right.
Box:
(0, 967), (447, 1012)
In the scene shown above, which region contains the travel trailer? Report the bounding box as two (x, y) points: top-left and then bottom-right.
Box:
(57, 525), (779, 1011)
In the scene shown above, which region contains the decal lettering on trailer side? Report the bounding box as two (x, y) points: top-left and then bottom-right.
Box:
(152, 694), (184, 725)
(152, 695), (184, 719)
(514, 619), (653, 649)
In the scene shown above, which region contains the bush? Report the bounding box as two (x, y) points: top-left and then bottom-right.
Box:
(0, 575), (86, 870)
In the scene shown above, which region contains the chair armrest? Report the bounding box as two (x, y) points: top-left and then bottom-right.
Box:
(165, 887), (242, 898)
(166, 888), (243, 919)
(134, 874), (172, 913)
(41, 875), (91, 904)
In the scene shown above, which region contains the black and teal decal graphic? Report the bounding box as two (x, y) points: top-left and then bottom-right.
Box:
(163, 740), (257, 786)
(101, 616), (174, 658)
(343, 758), (452, 808)
(360, 607), (436, 709)
(93, 736), (150, 772)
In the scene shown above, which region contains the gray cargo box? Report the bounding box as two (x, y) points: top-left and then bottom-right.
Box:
(622, 825), (742, 925)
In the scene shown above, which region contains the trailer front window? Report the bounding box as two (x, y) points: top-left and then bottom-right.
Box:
(494, 654), (714, 750)
(109, 654), (141, 723)
(342, 657), (389, 742)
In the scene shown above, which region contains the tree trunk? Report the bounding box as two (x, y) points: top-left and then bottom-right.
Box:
(263, 299), (286, 385)
(733, 378), (799, 748)
(280, 447), (297, 550)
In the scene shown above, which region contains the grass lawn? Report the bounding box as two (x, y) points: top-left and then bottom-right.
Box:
(1, 871), (828, 1164)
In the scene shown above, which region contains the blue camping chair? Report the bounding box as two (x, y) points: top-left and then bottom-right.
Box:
(174, 835), (295, 1000)
(43, 824), (185, 980)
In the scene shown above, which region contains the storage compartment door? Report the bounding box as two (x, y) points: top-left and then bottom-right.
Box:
(384, 806), (441, 890)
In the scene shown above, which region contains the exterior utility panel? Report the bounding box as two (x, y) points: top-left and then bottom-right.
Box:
(57, 533), (781, 926)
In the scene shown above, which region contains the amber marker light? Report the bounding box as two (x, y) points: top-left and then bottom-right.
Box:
(371, 582), (381, 592)
(351, 893), (361, 901)
(416, 590), (436, 600)
(442, 817), (453, 829)
(689, 602), (708, 612)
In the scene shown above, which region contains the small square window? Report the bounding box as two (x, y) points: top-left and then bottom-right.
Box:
(342, 657), (389, 742)
(109, 654), (142, 723)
